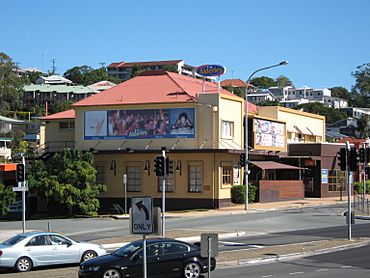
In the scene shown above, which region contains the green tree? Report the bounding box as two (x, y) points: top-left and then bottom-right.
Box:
(28, 149), (107, 216)
(0, 52), (27, 113)
(356, 115), (370, 138)
(294, 102), (347, 124)
(221, 86), (246, 98)
(63, 66), (120, 86)
(352, 63), (370, 97)
(330, 86), (351, 101)
(63, 65), (93, 85)
(163, 64), (179, 73)
(26, 71), (43, 84)
(0, 183), (16, 216)
(49, 99), (75, 114)
(259, 100), (281, 106)
(131, 64), (143, 78)
(275, 75), (293, 87)
(250, 76), (277, 89)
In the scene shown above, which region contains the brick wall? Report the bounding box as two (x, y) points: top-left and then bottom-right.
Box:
(259, 180), (304, 203)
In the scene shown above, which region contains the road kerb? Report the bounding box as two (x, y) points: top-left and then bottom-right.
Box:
(217, 239), (370, 267)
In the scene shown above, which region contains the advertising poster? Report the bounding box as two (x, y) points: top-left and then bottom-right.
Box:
(84, 111), (108, 138)
(321, 169), (328, 184)
(84, 108), (195, 140)
(254, 119), (285, 148)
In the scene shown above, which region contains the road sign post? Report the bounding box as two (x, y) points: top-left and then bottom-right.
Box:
(123, 174), (127, 215)
(201, 233), (218, 278)
(130, 197), (154, 278)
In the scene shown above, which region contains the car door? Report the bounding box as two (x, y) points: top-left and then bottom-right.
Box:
(157, 242), (190, 277)
(24, 235), (54, 266)
(127, 243), (161, 278)
(49, 235), (80, 264)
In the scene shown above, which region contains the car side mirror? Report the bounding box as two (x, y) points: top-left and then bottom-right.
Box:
(131, 254), (140, 261)
(66, 241), (72, 247)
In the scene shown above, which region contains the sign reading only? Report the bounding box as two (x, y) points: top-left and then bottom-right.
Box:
(131, 197), (153, 234)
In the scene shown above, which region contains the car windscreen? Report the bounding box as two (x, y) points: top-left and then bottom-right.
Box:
(113, 241), (143, 257)
(2, 235), (27, 246)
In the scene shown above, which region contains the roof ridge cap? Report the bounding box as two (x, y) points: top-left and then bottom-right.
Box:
(165, 72), (197, 101)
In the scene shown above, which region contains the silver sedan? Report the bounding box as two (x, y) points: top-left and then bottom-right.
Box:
(0, 232), (107, 272)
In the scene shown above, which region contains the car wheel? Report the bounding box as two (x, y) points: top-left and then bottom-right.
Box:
(15, 257), (33, 272)
(81, 250), (98, 262)
(184, 262), (201, 278)
(102, 268), (122, 278)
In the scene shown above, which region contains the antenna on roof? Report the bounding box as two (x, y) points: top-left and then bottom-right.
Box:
(50, 58), (56, 75)
(99, 62), (106, 68)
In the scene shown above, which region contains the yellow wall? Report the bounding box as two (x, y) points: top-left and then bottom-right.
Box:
(94, 152), (239, 201)
(44, 120), (75, 150)
(257, 106), (326, 143)
(74, 92), (244, 152)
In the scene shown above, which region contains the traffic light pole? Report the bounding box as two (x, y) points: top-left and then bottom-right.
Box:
(346, 141), (352, 240)
(362, 144), (367, 211)
(161, 149), (166, 238)
(21, 154), (26, 234)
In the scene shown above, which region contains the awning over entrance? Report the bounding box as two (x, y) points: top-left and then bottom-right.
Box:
(250, 161), (305, 170)
(0, 163), (17, 172)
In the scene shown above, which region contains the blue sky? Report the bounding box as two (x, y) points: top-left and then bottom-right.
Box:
(1, 0), (369, 90)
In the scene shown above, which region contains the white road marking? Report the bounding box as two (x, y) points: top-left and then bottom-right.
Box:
(341, 265), (353, 268)
(316, 268), (329, 272)
(261, 275), (274, 278)
(289, 272), (304, 275)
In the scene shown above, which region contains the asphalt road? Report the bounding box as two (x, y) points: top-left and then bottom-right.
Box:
(213, 244), (370, 277)
(0, 204), (350, 242)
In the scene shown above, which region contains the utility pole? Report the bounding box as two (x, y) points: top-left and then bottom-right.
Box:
(51, 59), (56, 75)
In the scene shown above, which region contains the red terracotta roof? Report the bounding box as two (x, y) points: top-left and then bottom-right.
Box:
(107, 62), (125, 68)
(221, 79), (255, 88)
(221, 79), (248, 87)
(38, 109), (75, 120)
(245, 101), (258, 114)
(73, 70), (239, 107)
(108, 60), (183, 69)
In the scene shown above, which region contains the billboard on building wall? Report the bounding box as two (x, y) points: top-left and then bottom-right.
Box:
(84, 108), (195, 140)
(254, 119), (285, 148)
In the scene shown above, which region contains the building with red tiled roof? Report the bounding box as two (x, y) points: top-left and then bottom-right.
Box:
(221, 79), (249, 88)
(41, 70), (320, 212)
(107, 59), (215, 82)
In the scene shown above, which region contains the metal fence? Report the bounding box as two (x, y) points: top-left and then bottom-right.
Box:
(354, 194), (370, 215)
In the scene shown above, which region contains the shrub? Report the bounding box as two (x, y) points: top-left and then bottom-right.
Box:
(353, 180), (370, 194)
(231, 183), (257, 204)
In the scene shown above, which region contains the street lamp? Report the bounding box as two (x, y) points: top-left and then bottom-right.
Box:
(244, 60), (288, 210)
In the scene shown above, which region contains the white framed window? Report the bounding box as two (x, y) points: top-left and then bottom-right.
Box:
(188, 164), (203, 193)
(222, 166), (233, 185)
(94, 162), (106, 185)
(126, 166), (141, 192)
(222, 121), (234, 139)
(157, 174), (174, 192)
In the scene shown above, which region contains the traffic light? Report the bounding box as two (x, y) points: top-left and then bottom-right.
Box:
(359, 148), (366, 163)
(16, 163), (25, 182)
(348, 147), (359, 172)
(337, 148), (347, 171)
(366, 167), (370, 177)
(166, 158), (174, 175)
(154, 156), (165, 176)
(239, 153), (246, 167)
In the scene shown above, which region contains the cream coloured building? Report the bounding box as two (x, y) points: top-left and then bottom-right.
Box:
(40, 71), (327, 211)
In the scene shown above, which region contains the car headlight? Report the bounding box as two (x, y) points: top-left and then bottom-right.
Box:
(86, 266), (100, 271)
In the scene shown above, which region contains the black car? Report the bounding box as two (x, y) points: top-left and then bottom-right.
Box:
(79, 238), (216, 278)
